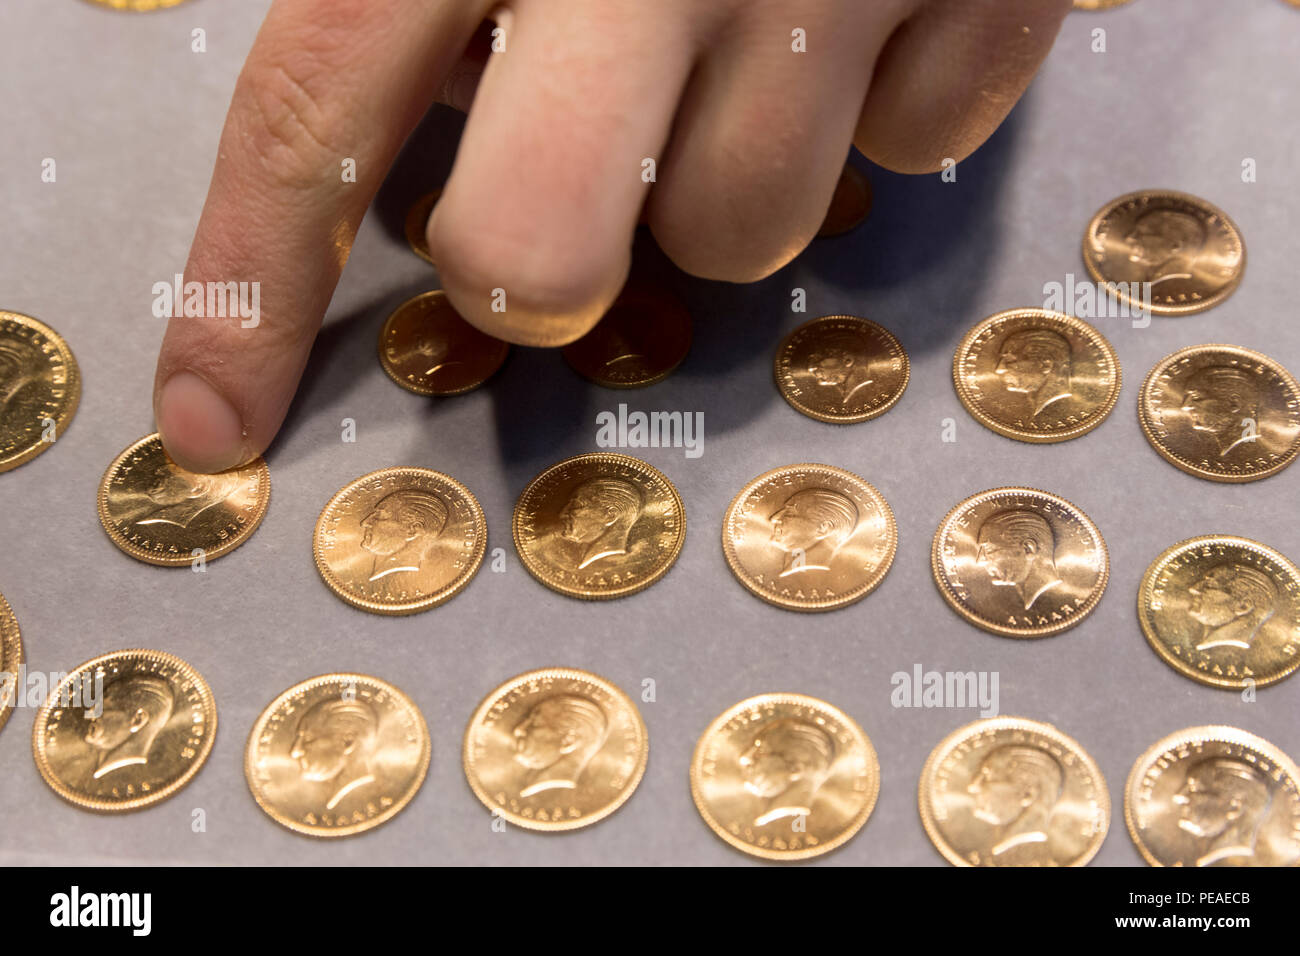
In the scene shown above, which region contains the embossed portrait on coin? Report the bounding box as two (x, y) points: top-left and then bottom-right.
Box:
(1179, 366), (1261, 457)
(82, 675), (175, 780)
(557, 477), (644, 570)
(359, 489), (449, 582)
(133, 463), (243, 530)
(806, 333), (874, 405)
(967, 745), (1063, 862)
(1187, 564), (1278, 651)
(994, 328), (1073, 417)
(739, 717), (836, 827)
(975, 510), (1062, 611)
(291, 697), (380, 811)
(512, 694), (609, 797)
(1174, 757), (1273, 867)
(1124, 208), (1206, 284)
(399, 333), (464, 378)
(0, 339), (40, 423)
(769, 487), (858, 577)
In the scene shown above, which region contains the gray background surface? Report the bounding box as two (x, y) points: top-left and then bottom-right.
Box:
(1, 0), (1298, 866)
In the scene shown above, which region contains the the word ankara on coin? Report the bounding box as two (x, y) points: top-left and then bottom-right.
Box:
(32, 650), (217, 812)
(377, 290), (509, 395)
(690, 693), (880, 860)
(0, 310), (81, 473)
(817, 163), (872, 237)
(0, 592), (24, 735)
(775, 315), (909, 423)
(314, 467), (487, 614)
(918, 716), (1110, 867)
(931, 487), (1109, 638)
(562, 281), (692, 388)
(1125, 725), (1300, 867)
(404, 189), (441, 265)
(1138, 344), (1300, 483)
(462, 668), (649, 831)
(513, 453), (685, 599)
(97, 433), (270, 566)
(245, 673), (430, 838)
(722, 464), (896, 612)
(1139, 535), (1300, 690)
(953, 308), (1121, 443)
(1083, 189), (1245, 315)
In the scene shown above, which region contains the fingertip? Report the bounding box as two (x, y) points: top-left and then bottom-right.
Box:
(155, 370), (249, 474)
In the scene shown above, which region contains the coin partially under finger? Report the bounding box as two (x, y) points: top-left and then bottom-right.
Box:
(404, 189), (442, 265)
(562, 282), (692, 388)
(377, 290), (509, 395)
(817, 163), (872, 237)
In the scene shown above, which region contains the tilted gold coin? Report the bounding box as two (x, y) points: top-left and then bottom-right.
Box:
(0, 310), (81, 473)
(245, 673), (430, 838)
(513, 453), (685, 600)
(462, 667), (649, 831)
(1073, 0), (1135, 9)
(404, 189), (441, 265)
(1125, 725), (1300, 867)
(314, 467), (486, 614)
(377, 290), (509, 395)
(32, 649), (216, 812)
(919, 716), (1110, 867)
(932, 487), (1109, 637)
(690, 693), (880, 860)
(775, 316), (909, 424)
(97, 433), (270, 566)
(562, 281), (692, 388)
(1138, 535), (1300, 689)
(817, 163), (872, 237)
(0, 592), (24, 735)
(953, 308), (1121, 443)
(1139, 344), (1300, 483)
(722, 464), (896, 612)
(1083, 189), (1245, 315)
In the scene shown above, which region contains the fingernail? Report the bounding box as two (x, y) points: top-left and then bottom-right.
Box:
(156, 370), (246, 473)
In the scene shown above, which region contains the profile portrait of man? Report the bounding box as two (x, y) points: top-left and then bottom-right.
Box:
(358, 489), (449, 582)
(967, 744), (1064, 862)
(994, 328), (1073, 417)
(397, 333), (463, 378)
(739, 717), (836, 827)
(769, 487), (859, 577)
(82, 675), (175, 780)
(134, 462), (244, 529)
(1174, 757), (1273, 867)
(1179, 366), (1261, 458)
(1187, 564), (1278, 651)
(0, 339), (40, 425)
(512, 694), (609, 797)
(805, 334), (874, 406)
(1124, 207), (1207, 285)
(290, 697), (380, 811)
(557, 477), (644, 570)
(975, 509), (1063, 611)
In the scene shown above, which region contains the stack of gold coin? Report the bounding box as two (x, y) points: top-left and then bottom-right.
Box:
(0, 593), (23, 736)
(377, 290), (509, 395)
(562, 281), (692, 388)
(0, 310), (80, 473)
(775, 315), (909, 423)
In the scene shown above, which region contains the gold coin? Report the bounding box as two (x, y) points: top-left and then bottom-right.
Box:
(1072, 0), (1135, 9)
(931, 487), (1109, 638)
(817, 163), (872, 237)
(1138, 344), (1300, 483)
(690, 693), (880, 860)
(32, 649), (216, 813)
(0, 592), (24, 736)
(562, 281), (691, 388)
(404, 189), (441, 265)
(1138, 535), (1300, 689)
(953, 308), (1121, 443)
(377, 290), (509, 395)
(918, 716), (1110, 867)
(97, 433), (271, 566)
(0, 310), (81, 473)
(774, 315), (909, 424)
(1083, 189), (1245, 315)
(81, 0), (192, 9)
(462, 667), (649, 831)
(245, 673), (430, 838)
(314, 467), (486, 615)
(1125, 725), (1300, 867)
(513, 453), (685, 600)
(722, 464), (896, 612)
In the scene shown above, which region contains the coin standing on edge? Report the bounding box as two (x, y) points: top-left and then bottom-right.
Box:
(1125, 726), (1300, 867)
(817, 163), (872, 237)
(314, 467), (487, 614)
(404, 189), (441, 264)
(918, 716), (1110, 867)
(32, 649), (217, 813)
(775, 316), (909, 423)
(1138, 344), (1300, 483)
(245, 673), (431, 838)
(932, 487), (1109, 638)
(562, 281), (692, 388)
(690, 693), (880, 861)
(953, 308), (1121, 443)
(1138, 535), (1300, 689)
(377, 290), (509, 395)
(0, 310), (81, 473)
(463, 667), (649, 831)
(0, 592), (24, 735)
(97, 433), (270, 566)
(513, 453), (685, 600)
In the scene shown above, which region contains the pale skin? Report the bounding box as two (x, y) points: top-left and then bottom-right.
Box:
(153, 0), (1072, 473)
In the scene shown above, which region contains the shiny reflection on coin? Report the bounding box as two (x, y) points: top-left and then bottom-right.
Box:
(775, 316), (909, 423)
(463, 667), (649, 831)
(722, 464), (896, 612)
(377, 290), (509, 395)
(0, 310), (81, 473)
(691, 693), (879, 860)
(953, 308), (1120, 443)
(562, 281), (692, 388)
(314, 467), (486, 614)
(919, 716), (1110, 867)
(0, 592), (24, 735)
(82, 0), (193, 9)
(1125, 725), (1300, 867)
(1083, 189), (1244, 315)
(1139, 535), (1300, 689)
(1072, 0), (1135, 9)
(97, 433), (270, 566)
(817, 163), (873, 237)
(1139, 344), (1300, 483)
(246, 673), (430, 838)
(513, 453), (685, 600)
(32, 649), (216, 812)
(404, 189), (441, 265)
(932, 487), (1109, 638)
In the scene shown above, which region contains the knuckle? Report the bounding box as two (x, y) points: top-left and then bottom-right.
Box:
(235, 57), (344, 190)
